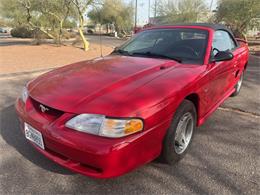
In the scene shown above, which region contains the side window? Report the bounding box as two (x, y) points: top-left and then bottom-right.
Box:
(212, 30), (236, 55)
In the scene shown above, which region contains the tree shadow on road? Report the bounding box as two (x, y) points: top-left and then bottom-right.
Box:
(0, 104), (74, 175)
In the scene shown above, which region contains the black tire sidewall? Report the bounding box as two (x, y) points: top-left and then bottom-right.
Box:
(160, 100), (197, 164)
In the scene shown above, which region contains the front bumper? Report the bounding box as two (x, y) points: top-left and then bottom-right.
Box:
(15, 98), (169, 178)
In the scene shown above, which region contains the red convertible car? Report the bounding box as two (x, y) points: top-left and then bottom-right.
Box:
(16, 24), (249, 178)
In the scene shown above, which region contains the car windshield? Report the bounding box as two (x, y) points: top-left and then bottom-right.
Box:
(115, 28), (209, 64)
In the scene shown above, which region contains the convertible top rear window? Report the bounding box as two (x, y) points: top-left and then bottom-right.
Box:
(118, 28), (209, 64)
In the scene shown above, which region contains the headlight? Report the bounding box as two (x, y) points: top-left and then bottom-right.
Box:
(21, 87), (29, 103)
(65, 114), (143, 138)
(65, 114), (105, 134)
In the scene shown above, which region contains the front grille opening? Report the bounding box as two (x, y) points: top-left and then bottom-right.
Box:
(30, 97), (64, 120)
(80, 163), (103, 173)
(46, 148), (69, 161)
(46, 148), (102, 173)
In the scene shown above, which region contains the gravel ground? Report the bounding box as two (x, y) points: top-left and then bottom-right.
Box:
(0, 38), (259, 194)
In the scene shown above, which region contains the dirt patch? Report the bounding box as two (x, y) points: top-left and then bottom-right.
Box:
(249, 45), (260, 56)
(0, 43), (113, 75)
(1, 38), (258, 75)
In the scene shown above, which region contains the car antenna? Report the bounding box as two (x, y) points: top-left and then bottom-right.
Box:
(99, 24), (103, 58)
(96, 6), (103, 58)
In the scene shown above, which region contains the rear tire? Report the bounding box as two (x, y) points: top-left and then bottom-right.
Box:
(231, 71), (244, 97)
(159, 100), (196, 164)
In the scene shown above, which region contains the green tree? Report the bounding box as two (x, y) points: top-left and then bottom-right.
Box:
(14, 0), (57, 39)
(0, 0), (76, 43)
(37, 0), (76, 44)
(157, 0), (208, 24)
(0, 0), (28, 27)
(88, 0), (134, 35)
(0, 18), (11, 27)
(88, 6), (105, 25)
(72, 0), (95, 51)
(215, 0), (260, 37)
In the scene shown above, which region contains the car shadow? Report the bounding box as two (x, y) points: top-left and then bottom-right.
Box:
(0, 104), (74, 175)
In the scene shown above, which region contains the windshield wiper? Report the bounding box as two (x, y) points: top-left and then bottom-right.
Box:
(131, 52), (182, 63)
(112, 49), (132, 56)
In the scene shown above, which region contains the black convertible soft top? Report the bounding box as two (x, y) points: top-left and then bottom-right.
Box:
(162, 23), (233, 34)
(156, 23), (237, 45)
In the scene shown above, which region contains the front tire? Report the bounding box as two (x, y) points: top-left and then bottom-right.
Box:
(231, 71), (244, 97)
(159, 100), (196, 164)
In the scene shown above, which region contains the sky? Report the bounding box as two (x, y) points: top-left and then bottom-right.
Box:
(124, 0), (218, 25)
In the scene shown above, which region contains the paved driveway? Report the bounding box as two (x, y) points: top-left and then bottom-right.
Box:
(0, 56), (259, 194)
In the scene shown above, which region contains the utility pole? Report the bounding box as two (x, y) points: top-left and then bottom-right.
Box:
(148, 0), (150, 23)
(210, 0), (214, 11)
(154, 0), (157, 18)
(134, 0), (138, 29)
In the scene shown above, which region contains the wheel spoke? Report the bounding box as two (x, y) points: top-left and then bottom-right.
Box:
(181, 133), (186, 144)
(174, 112), (194, 154)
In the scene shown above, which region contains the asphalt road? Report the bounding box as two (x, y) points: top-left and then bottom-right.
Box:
(0, 56), (259, 194)
(86, 34), (127, 48)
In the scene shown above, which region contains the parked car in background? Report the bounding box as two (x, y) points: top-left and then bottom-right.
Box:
(256, 32), (260, 39)
(16, 23), (249, 178)
(0, 27), (7, 33)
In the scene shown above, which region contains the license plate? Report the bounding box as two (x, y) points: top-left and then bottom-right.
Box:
(24, 123), (45, 150)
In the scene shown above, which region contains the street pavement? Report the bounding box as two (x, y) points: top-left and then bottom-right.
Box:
(0, 56), (259, 194)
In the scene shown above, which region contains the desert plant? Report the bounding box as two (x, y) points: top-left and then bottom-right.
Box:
(10, 26), (33, 38)
(215, 0), (260, 38)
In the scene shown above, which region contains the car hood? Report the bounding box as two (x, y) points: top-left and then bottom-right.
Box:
(28, 55), (180, 116)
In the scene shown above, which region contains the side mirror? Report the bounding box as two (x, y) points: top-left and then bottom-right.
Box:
(213, 51), (234, 62)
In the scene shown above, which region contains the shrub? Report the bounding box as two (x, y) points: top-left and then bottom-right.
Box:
(87, 29), (94, 34)
(10, 26), (33, 38)
(62, 31), (77, 39)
